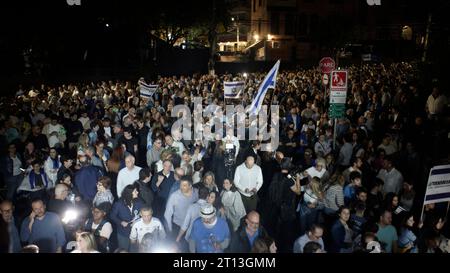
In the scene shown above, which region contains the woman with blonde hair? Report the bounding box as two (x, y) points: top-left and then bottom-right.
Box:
(298, 176), (324, 235)
(71, 232), (99, 253)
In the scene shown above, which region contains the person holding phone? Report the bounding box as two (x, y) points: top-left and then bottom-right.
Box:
(20, 199), (66, 253)
(233, 154), (263, 214)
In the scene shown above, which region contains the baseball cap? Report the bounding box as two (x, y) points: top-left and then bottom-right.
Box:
(200, 204), (216, 219)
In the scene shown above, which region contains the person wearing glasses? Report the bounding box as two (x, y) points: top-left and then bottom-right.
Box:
(93, 176), (114, 207)
(84, 202), (113, 253)
(293, 224), (325, 253)
(228, 211), (269, 253)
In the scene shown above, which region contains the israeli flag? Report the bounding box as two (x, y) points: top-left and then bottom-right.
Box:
(139, 81), (158, 98)
(224, 81), (244, 98)
(247, 60), (280, 115)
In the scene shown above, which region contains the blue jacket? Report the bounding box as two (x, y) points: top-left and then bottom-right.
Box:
(74, 165), (104, 202)
(285, 114), (302, 131)
(330, 220), (346, 253)
(110, 199), (143, 236)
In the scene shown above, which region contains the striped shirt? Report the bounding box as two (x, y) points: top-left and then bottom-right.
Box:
(324, 184), (344, 211)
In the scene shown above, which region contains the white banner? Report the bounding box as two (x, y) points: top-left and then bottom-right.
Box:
(224, 81), (244, 99)
(423, 164), (450, 205)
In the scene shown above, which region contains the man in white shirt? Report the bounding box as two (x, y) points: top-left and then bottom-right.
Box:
(233, 155), (263, 213)
(426, 87), (447, 117)
(130, 207), (166, 249)
(116, 155), (142, 198)
(377, 157), (403, 195)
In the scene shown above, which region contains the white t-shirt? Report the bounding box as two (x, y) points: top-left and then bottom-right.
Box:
(86, 221), (113, 239)
(129, 218), (166, 244)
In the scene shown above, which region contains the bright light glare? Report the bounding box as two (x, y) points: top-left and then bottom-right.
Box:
(243, 73), (248, 78)
(151, 246), (172, 253)
(62, 209), (78, 224)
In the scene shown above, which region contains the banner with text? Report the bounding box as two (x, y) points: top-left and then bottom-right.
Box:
(423, 164), (450, 205)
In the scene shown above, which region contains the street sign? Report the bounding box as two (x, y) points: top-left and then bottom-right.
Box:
(322, 73), (329, 85)
(330, 70), (348, 91)
(329, 70), (348, 118)
(319, 57), (336, 74)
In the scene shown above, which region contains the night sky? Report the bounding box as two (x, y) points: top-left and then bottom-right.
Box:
(0, 0), (448, 91)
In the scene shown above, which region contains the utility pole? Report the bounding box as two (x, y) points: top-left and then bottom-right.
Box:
(422, 12), (432, 62)
(236, 15), (239, 45)
(208, 0), (217, 75)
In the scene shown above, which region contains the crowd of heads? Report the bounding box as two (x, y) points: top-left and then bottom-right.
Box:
(0, 60), (448, 254)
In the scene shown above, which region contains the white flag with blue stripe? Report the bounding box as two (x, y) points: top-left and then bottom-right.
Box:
(423, 164), (450, 205)
(139, 81), (158, 98)
(224, 81), (244, 99)
(247, 60), (280, 115)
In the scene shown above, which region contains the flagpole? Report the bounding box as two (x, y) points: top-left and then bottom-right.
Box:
(446, 201), (450, 221)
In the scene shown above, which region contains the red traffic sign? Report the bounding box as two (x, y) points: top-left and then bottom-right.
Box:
(330, 70), (348, 91)
(319, 57), (336, 74)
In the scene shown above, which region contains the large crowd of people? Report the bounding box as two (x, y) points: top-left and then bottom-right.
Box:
(0, 61), (449, 253)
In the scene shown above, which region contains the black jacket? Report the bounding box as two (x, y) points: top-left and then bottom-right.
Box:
(135, 179), (154, 208)
(228, 224), (269, 253)
(0, 154), (23, 177)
